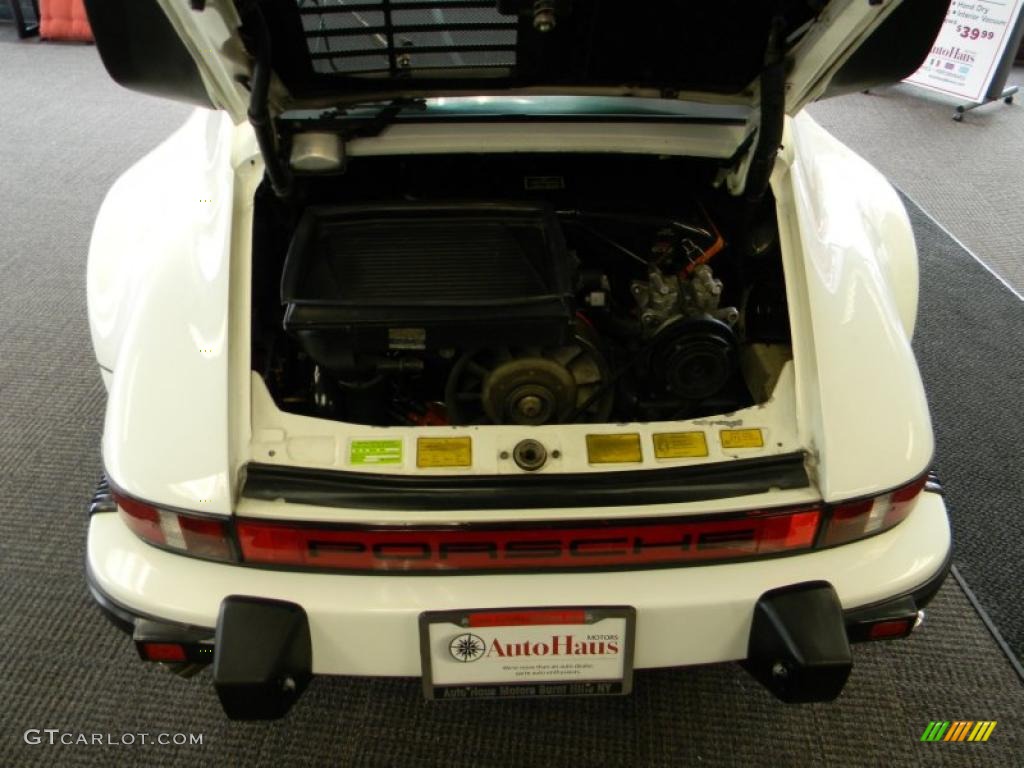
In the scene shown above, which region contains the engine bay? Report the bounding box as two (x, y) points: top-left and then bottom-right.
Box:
(252, 154), (791, 428)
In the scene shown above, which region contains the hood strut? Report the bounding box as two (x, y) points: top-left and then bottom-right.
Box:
(744, 16), (786, 204)
(241, 1), (292, 198)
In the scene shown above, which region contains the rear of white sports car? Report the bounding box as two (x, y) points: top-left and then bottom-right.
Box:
(83, 0), (951, 718)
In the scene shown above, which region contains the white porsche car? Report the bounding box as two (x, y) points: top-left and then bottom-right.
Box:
(84, 0), (952, 718)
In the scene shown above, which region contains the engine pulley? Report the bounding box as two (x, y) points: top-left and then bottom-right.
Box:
(445, 331), (612, 426)
(482, 357), (577, 425)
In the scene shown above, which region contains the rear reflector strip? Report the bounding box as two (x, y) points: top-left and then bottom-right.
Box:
(110, 472), (929, 575)
(468, 609), (588, 627)
(235, 508), (821, 573)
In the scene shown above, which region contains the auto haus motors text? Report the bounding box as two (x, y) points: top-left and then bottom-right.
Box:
(484, 633), (621, 659)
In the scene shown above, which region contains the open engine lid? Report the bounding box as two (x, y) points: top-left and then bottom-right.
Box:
(130, 0), (947, 116)
(87, 0), (948, 191)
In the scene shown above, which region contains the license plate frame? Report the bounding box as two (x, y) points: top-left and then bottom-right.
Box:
(419, 606), (636, 700)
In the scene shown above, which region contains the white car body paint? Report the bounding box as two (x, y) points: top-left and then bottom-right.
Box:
(780, 113), (932, 500)
(90, 109), (240, 515)
(89, 110), (931, 509)
(86, 107), (948, 675)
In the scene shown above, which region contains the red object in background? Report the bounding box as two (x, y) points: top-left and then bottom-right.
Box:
(39, 0), (93, 42)
(406, 402), (449, 426)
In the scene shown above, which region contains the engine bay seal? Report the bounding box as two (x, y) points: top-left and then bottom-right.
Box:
(240, 452), (809, 511)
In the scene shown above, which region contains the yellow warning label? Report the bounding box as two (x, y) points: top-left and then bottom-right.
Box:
(416, 437), (472, 468)
(586, 433), (643, 464)
(653, 431), (709, 459)
(720, 428), (765, 449)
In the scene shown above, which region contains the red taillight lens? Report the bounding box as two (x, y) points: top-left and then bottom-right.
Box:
(867, 618), (916, 640)
(114, 491), (234, 562)
(117, 494), (165, 546)
(821, 474), (927, 547)
(760, 509), (820, 552)
(888, 475), (928, 525)
(235, 507), (821, 573)
(138, 642), (187, 662)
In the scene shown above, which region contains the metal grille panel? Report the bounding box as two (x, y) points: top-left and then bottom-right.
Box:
(295, 0), (517, 76)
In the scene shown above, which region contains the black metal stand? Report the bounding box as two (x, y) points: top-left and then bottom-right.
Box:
(953, 84), (1019, 121)
(7, 0), (41, 38)
(951, 9), (1024, 122)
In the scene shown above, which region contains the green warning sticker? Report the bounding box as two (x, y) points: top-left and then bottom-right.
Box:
(350, 439), (403, 466)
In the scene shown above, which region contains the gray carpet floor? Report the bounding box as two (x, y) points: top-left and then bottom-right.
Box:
(809, 67), (1024, 294)
(908, 197), (1024, 664)
(1, 25), (1023, 768)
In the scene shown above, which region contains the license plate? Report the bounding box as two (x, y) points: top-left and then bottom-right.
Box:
(419, 606), (635, 700)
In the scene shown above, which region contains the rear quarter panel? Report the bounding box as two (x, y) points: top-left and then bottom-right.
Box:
(777, 112), (932, 501)
(87, 108), (241, 514)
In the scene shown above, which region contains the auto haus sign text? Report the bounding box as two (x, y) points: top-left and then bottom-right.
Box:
(904, 0), (1024, 103)
(483, 632), (621, 659)
(425, 611), (632, 698)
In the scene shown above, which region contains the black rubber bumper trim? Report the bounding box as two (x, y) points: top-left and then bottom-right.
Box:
(241, 451), (810, 511)
(744, 581), (853, 703)
(214, 597), (313, 720)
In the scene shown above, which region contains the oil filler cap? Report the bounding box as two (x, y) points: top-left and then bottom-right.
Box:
(513, 439), (547, 471)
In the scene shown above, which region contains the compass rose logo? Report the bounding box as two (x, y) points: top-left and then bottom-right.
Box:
(449, 633), (486, 662)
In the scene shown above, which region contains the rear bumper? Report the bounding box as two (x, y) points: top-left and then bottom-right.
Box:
(87, 491), (950, 676)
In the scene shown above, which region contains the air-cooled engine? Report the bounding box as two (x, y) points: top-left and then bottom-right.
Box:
(255, 154), (790, 428)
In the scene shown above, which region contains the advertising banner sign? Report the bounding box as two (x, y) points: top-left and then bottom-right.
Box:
(904, 0), (1024, 103)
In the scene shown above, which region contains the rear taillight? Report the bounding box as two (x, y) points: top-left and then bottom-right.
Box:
(820, 475), (927, 548)
(114, 491), (234, 562)
(110, 472), (929, 572)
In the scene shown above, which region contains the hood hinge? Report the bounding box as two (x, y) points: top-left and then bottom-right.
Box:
(720, 15), (786, 201)
(744, 15), (787, 204)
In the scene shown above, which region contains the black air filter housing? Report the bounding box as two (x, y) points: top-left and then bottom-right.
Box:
(281, 203), (575, 370)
